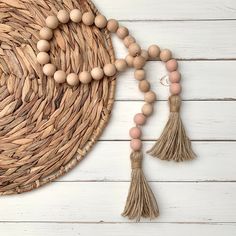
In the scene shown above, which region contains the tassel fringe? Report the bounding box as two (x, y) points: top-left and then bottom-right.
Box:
(147, 95), (196, 162)
(122, 151), (159, 221)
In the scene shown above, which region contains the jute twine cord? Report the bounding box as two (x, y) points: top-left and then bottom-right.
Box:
(0, 0), (116, 195)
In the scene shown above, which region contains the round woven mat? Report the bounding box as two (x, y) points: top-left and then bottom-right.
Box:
(0, 0), (116, 195)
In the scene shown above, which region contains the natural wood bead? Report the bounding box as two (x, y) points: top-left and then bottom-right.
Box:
(95, 14), (107, 28)
(160, 49), (172, 62)
(129, 127), (142, 139)
(107, 19), (119, 33)
(57, 10), (70, 23)
(139, 80), (150, 92)
(134, 113), (146, 125)
(91, 67), (104, 80)
(130, 139), (142, 151)
(125, 55), (134, 67)
(166, 59), (178, 72)
(70, 9), (82, 23)
(46, 15), (59, 29)
(115, 59), (127, 72)
(43, 63), (56, 76)
(67, 73), (79, 86)
(37, 52), (50, 65)
(169, 71), (181, 83)
(104, 64), (117, 76)
(82, 12), (95, 26)
(37, 40), (50, 52)
(128, 43), (141, 57)
(141, 49), (149, 61)
(40, 27), (53, 40)
(116, 26), (129, 39)
(133, 56), (146, 69)
(142, 103), (153, 116)
(79, 71), (92, 84)
(144, 91), (156, 103)
(170, 83), (182, 95)
(148, 45), (160, 58)
(134, 69), (145, 81)
(54, 70), (66, 84)
(123, 35), (136, 48)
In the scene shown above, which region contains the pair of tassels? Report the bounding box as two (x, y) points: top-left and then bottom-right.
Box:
(122, 95), (196, 221)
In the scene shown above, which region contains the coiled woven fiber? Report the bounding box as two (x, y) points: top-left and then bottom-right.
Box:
(0, 0), (116, 195)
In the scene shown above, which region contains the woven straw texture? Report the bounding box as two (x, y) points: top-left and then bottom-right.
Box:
(0, 0), (116, 195)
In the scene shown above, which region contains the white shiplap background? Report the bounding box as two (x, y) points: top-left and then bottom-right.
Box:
(1, 0), (236, 235)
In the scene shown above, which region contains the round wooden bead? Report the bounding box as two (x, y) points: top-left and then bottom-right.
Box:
(133, 56), (146, 69)
(134, 69), (145, 81)
(70, 9), (82, 23)
(115, 59), (127, 72)
(116, 26), (129, 39)
(123, 35), (136, 48)
(67, 73), (79, 86)
(130, 139), (142, 151)
(57, 10), (70, 24)
(166, 59), (178, 72)
(144, 91), (156, 103)
(39, 27), (53, 40)
(170, 83), (182, 95)
(91, 67), (104, 80)
(45, 15), (59, 29)
(37, 40), (50, 52)
(125, 55), (134, 67)
(128, 43), (141, 57)
(95, 14), (107, 28)
(160, 49), (172, 62)
(148, 45), (160, 58)
(134, 113), (146, 125)
(54, 70), (66, 83)
(43, 64), (56, 76)
(107, 19), (119, 33)
(169, 71), (181, 83)
(82, 12), (95, 26)
(104, 64), (117, 76)
(141, 49), (149, 61)
(129, 127), (142, 139)
(37, 52), (50, 65)
(142, 103), (153, 116)
(139, 80), (150, 92)
(79, 71), (92, 84)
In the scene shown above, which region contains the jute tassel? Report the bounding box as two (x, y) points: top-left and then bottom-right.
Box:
(122, 151), (159, 221)
(147, 95), (196, 162)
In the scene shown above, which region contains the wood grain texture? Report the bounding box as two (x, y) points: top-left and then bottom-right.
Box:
(116, 61), (236, 100)
(94, 0), (236, 20)
(0, 182), (236, 222)
(59, 141), (236, 182)
(0, 223), (236, 236)
(112, 21), (236, 59)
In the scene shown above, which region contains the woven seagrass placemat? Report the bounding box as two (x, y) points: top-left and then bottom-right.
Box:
(0, 0), (116, 195)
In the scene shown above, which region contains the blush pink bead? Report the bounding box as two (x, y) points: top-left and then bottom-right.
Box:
(129, 127), (142, 139)
(169, 71), (181, 83)
(166, 59), (178, 72)
(170, 83), (182, 95)
(134, 113), (146, 125)
(130, 139), (142, 151)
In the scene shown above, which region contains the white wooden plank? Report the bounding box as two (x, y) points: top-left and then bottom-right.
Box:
(116, 61), (236, 100)
(58, 141), (236, 182)
(100, 101), (236, 140)
(93, 0), (236, 20)
(0, 223), (236, 236)
(111, 21), (236, 59)
(0, 182), (236, 222)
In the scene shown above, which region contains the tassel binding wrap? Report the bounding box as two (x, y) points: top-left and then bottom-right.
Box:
(122, 151), (159, 221)
(147, 95), (196, 162)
